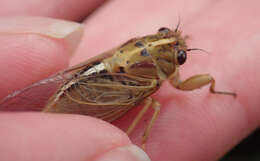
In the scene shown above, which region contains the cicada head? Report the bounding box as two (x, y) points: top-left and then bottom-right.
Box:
(146, 26), (188, 79)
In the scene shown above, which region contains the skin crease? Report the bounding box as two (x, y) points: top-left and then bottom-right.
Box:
(0, 0), (259, 161)
(0, 0), (106, 21)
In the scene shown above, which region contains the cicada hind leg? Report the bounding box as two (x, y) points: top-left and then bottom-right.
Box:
(127, 97), (161, 150)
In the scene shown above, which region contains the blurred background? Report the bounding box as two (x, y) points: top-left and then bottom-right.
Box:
(221, 129), (260, 161)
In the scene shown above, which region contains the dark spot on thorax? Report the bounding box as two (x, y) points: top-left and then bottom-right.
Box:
(135, 41), (144, 48)
(140, 48), (150, 57)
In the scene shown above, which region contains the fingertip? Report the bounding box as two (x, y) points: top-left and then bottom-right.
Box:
(95, 145), (151, 161)
(0, 112), (132, 161)
(0, 17), (84, 97)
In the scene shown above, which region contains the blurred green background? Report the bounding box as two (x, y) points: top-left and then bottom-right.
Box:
(220, 129), (260, 161)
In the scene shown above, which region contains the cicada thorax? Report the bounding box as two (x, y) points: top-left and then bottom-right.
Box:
(103, 29), (187, 81)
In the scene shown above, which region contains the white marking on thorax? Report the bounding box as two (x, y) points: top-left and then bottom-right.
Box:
(82, 62), (106, 76)
(53, 62), (106, 103)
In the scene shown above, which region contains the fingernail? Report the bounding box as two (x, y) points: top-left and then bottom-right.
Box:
(95, 145), (151, 161)
(0, 16), (84, 55)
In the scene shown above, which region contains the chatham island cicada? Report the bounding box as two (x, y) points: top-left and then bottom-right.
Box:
(0, 25), (236, 149)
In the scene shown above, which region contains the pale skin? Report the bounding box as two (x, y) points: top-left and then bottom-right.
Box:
(0, 0), (259, 161)
(127, 70), (236, 150)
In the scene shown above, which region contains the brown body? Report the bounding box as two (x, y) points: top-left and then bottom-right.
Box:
(44, 28), (187, 122)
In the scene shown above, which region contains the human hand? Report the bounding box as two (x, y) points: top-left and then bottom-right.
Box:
(0, 0), (259, 161)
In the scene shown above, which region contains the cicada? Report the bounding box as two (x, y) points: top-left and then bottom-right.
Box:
(0, 25), (236, 149)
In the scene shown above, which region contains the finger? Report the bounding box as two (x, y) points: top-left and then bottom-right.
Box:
(0, 0), (106, 21)
(71, 0), (260, 161)
(71, 0), (212, 65)
(0, 16), (83, 98)
(0, 112), (150, 161)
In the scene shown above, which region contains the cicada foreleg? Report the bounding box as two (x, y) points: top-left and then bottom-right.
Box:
(169, 71), (236, 97)
(127, 97), (161, 150)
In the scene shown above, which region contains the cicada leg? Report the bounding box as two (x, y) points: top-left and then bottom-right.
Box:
(127, 97), (160, 150)
(127, 97), (152, 135)
(169, 71), (236, 97)
(141, 99), (160, 150)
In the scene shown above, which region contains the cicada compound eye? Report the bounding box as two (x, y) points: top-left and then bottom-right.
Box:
(177, 50), (187, 65)
(158, 27), (171, 34)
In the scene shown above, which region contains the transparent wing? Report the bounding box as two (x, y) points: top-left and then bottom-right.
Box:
(67, 73), (156, 105)
(44, 73), (158, 121)
(0, 73), (67, 111)
(0, 48), (119, 112)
